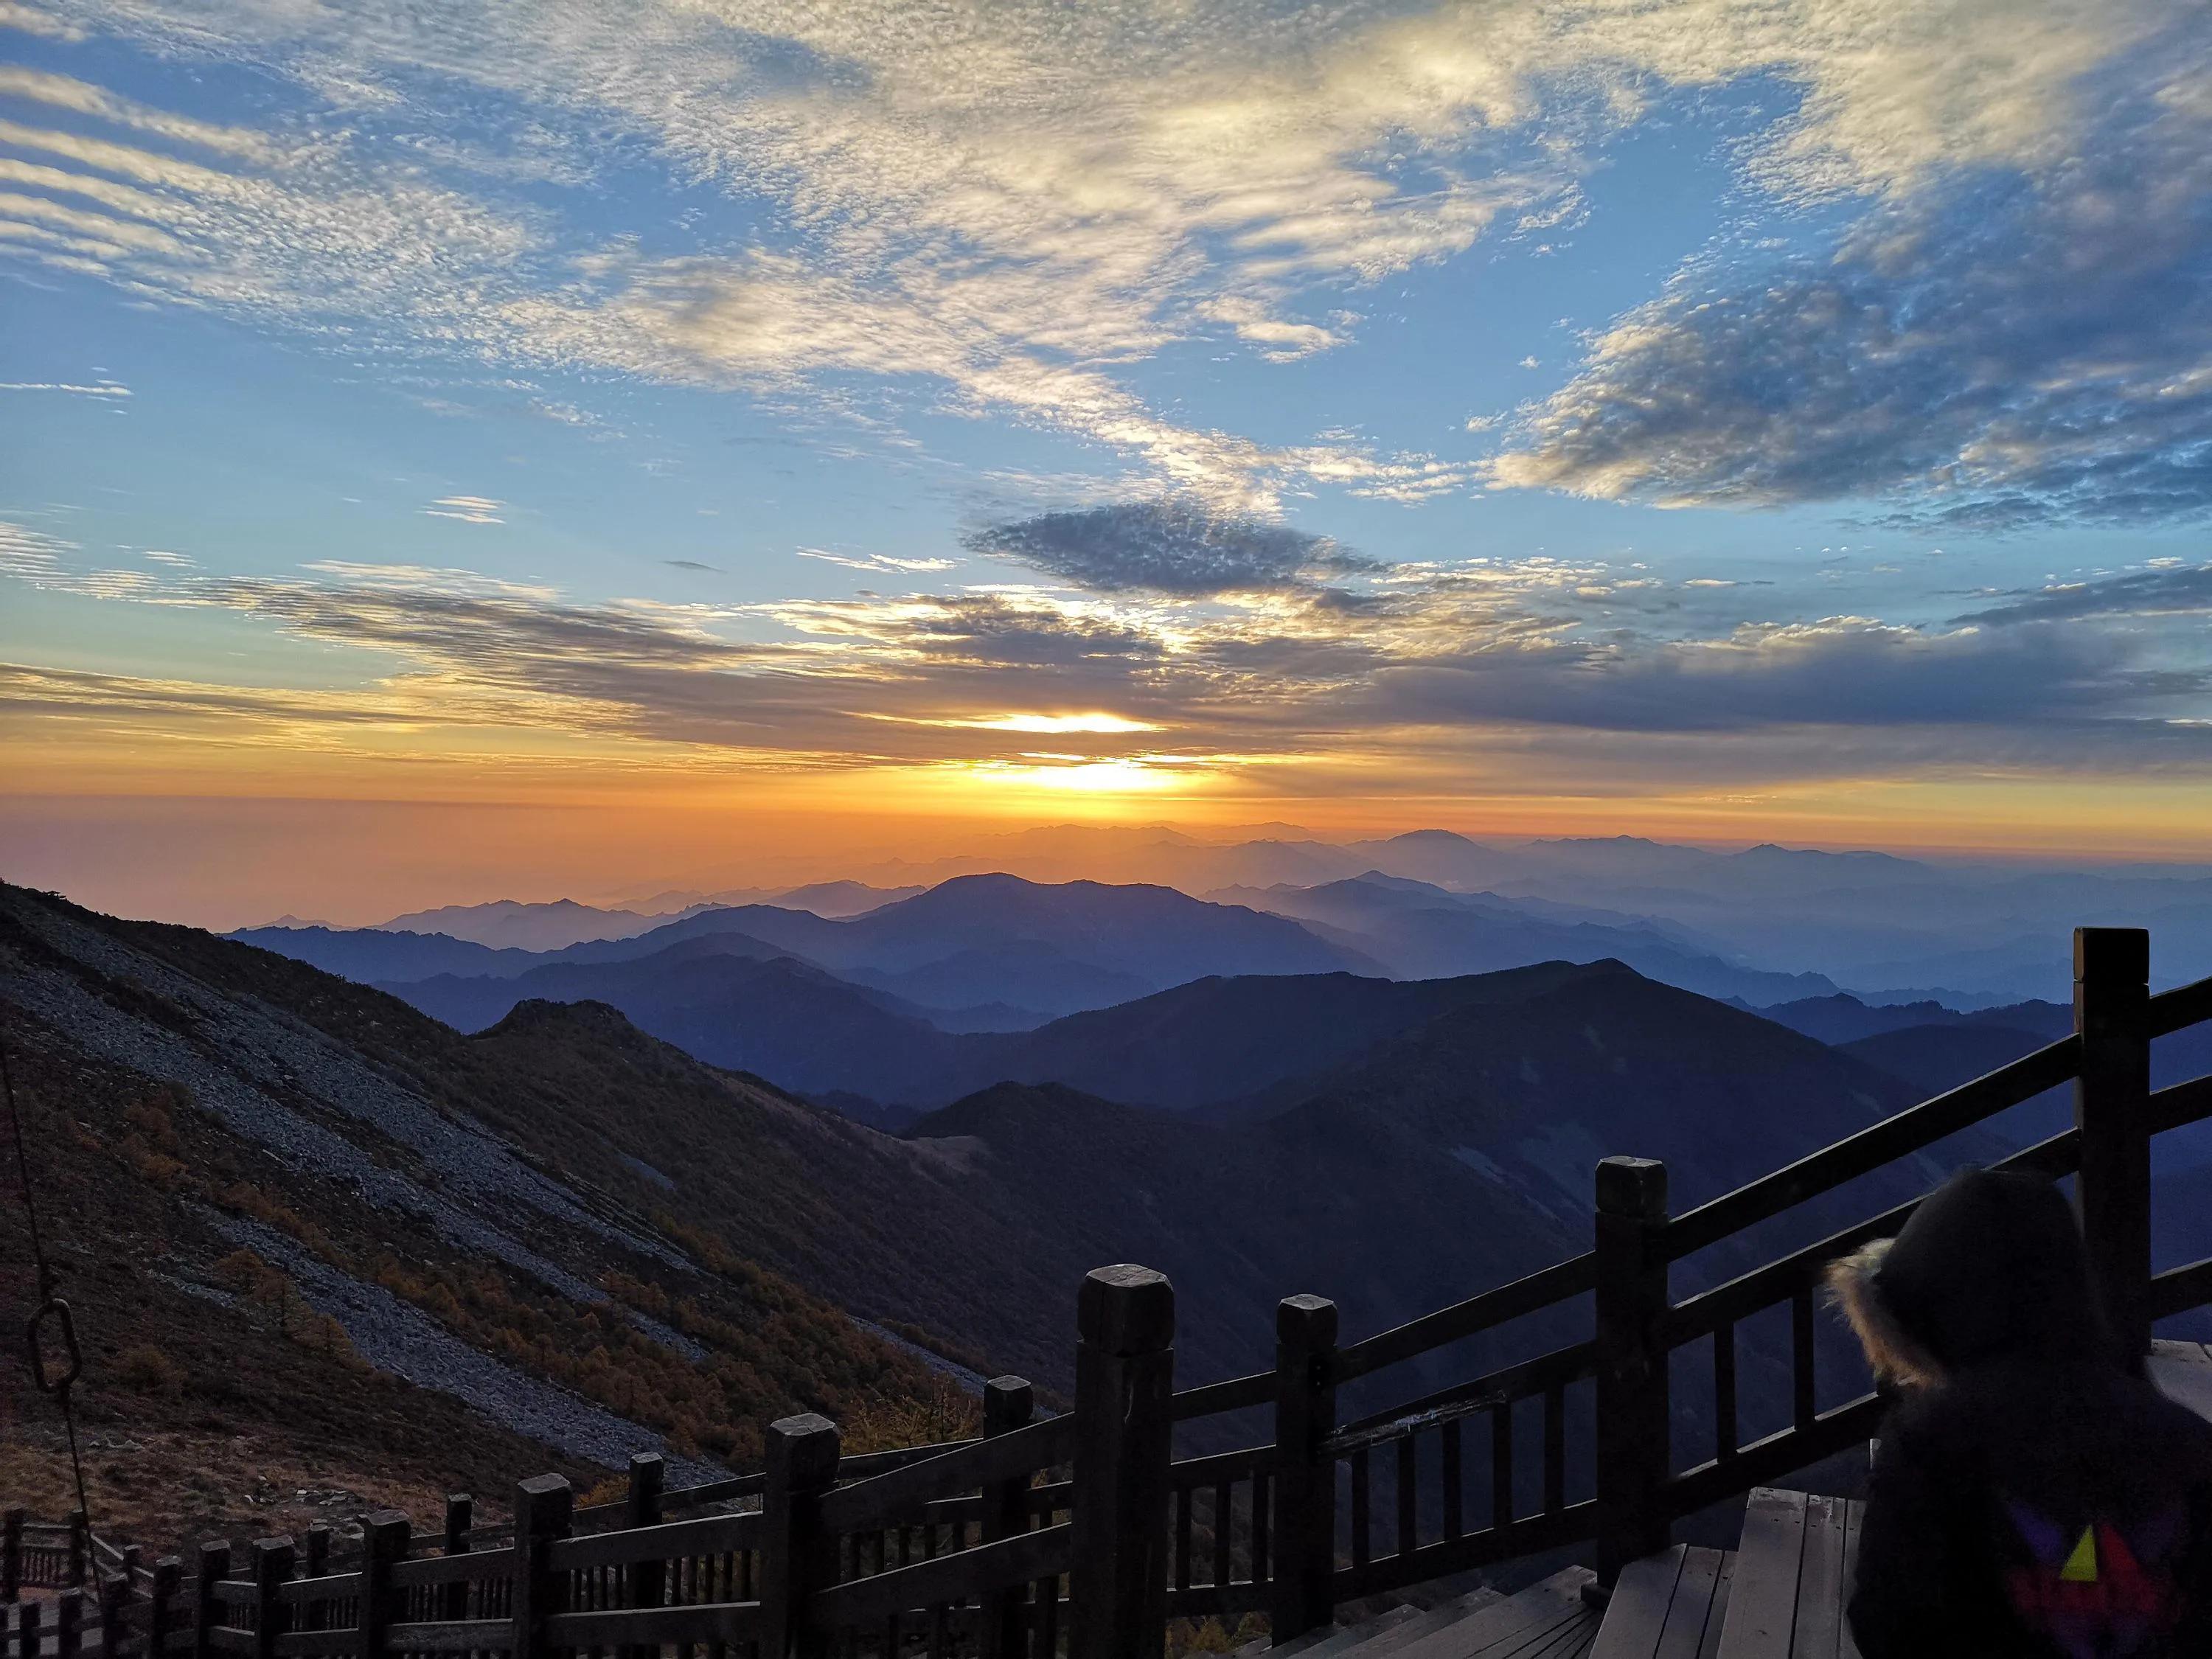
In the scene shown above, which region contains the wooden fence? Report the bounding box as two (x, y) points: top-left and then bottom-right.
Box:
(8, 927), (2212, 1659)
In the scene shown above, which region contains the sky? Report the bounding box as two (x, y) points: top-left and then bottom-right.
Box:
(2, 0), (2210, 922)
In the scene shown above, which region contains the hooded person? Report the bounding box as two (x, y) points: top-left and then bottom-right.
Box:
(1828, 1168), (2212, 1658)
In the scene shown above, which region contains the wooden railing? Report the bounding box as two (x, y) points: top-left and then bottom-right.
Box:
(8, 927), (2211, 1659)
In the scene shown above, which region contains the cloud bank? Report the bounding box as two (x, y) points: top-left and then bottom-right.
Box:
(966, 501), (1379, 596)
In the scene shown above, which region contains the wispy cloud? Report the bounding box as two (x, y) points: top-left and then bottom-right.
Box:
(0, 379), (130, 397)
(796, 549), (959, 577)
(422, 496), (507, 525)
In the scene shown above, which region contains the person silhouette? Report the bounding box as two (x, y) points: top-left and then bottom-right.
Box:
(1827, 1168), (2212, 1658)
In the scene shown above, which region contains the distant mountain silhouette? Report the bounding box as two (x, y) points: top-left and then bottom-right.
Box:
(376, 897), (686, 951)
(1212, 872), (1838, 1006)
(227, 924), (543, 981)
(399, 873), (1383, 1024)
(1745, 992), (1989, 1046)
(386, 942), (964, 1096)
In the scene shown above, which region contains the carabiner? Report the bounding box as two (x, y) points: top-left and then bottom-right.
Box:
(27, 1296), (81, 1394)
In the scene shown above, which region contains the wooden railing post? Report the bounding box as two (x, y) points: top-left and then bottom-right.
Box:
(510, 1475), (572, 1659)
(192, 1543), (229, 1659)
(978, 1376), (1036, 1659)
(3, 1508), (21, 1603)
(97, 1571), (128, 1659)
(358, 1512), (408, 1659)
(1069, 1265), (1175, 1659)
(302, 1525), (329, 1586)
(1593, 1156), (1671, 1587)
(622, 1454), (664, 1659)
(759, 1414), (841, 1659)
(249, 1540), (293, 1659)
(2076, 925), (2153, 1363)
(440, 1498), (472, 1624)
(16, 1596), (36, 1659)
(150, 1558), (181, 1659)
(66, 1513), (87, 1588)
(1267, 1294), (1338, 1646)
(52, 1587), (79, 1659)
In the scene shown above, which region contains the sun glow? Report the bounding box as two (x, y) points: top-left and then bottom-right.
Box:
(953, 713), (1164, 734)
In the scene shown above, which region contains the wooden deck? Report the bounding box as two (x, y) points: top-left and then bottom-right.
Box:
(2149, 1336), (2212, 1420)
(1587, 1545), (1733, 1659)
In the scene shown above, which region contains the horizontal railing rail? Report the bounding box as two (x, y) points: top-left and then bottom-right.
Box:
(1663, 1034), (2083, 1262)
(1333, 1251), (1597, 1382)
(817, 1414), (1073, 1535)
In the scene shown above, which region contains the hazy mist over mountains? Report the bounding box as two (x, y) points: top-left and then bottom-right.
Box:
(221, 824), (2212, 1141)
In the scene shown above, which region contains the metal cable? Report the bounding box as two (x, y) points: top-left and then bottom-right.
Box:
(1, 1028), (95, 1531)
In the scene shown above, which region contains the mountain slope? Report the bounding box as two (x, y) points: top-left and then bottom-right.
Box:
(0, 883), (967, 1543)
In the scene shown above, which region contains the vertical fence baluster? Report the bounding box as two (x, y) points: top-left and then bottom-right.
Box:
(1348, 1449), (1369, 1571)
(1713, 1323), (1737, 1464)
(1172, 1491), (1190, 1596)
(1439, 1419), (1463, 1543)
(1248, 1472), (1268, 1586)
(17, 1598), (35, 1659)
(1791, 1284), (1817, 1433)
(1394, 1436), (1416, 1562)
(1267, 1295), (1336, 1644)
(1211, 1481), (1231, 1590)
(2076, 926), (2153, 1363)
(1593, 1155), (1672, 1585)
(3, 1509), (21, 1605)
(1543, 1383), (1565, 1517)
(1489, 1405), (1513, 1534)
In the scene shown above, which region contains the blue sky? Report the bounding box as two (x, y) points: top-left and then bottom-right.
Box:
(2, 0), (2210, 904)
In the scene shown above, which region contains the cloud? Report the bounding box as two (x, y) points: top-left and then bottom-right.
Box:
(7, 537), (2208, 796)
(0, 380), (130, 397)
(964, 500), (1378, 595)
(663, 559), (721, 574)
(1367, 618), (2208, 735)
(1493, 16), (2212, 524)
(30, 0), (2189, 515)
(0, 520), (74, 581)
(796, 549), (958, 577)
(422, 495), (506, 525)
(1954, 564), (2212, 626)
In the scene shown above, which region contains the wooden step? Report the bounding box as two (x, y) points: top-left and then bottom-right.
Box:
(1587, 1545), (1734, 1659)
(1269, 1601), (1426, 1659)
(2149, 1338), (2212, 1423)
(1334, 1589), (1512, 1659)
(1711, 1489), (1863, 1659)
(1376, 1566), (1599, 1659)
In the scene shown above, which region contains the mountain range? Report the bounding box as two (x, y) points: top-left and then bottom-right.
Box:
(4, 874), (2065, 1543)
